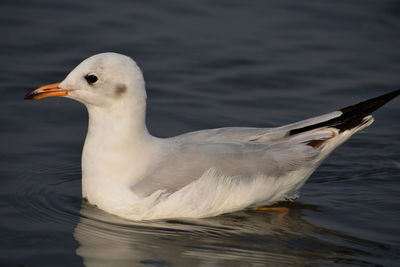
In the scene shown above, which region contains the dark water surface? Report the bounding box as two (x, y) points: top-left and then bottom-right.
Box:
(1, 0), (400, 266)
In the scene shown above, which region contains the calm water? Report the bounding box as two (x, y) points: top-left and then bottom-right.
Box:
(1, 0), (400, 266)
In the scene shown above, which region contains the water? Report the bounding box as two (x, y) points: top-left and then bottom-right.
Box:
(1, 0), (400, 266)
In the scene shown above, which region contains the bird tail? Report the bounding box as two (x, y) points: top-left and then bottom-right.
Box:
(289, 90), (399, 137)
(283, 90), (399, 151)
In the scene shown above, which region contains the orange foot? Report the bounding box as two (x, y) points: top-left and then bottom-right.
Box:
(254, 206), (289, 220)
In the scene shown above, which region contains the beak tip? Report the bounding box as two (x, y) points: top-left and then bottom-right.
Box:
(24, 93), (33, 100)
(24, 82), (67, 100)
(24, 91), (37, 100)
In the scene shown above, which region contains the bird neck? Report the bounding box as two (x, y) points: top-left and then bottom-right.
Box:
(81, 100), (155, 194)
(86, 100), (150, 145)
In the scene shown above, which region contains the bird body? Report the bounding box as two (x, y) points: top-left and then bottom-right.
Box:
(25, 53), (399, 220)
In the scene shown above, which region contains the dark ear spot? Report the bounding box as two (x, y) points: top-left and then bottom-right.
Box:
(115, 84), (127, 96)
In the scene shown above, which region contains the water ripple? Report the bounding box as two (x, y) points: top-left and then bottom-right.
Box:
(10, 163), (81, 227)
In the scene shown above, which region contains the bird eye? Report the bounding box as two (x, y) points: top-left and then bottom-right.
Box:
(85, 74), (98, 84)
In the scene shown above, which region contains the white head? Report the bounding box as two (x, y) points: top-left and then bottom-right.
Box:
(25, 53), (147, 109)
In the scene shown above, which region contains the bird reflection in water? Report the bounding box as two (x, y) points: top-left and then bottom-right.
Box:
(74, 201), (379, 266)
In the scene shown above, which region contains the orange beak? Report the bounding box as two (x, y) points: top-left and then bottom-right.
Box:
(24, 82), (74, 100)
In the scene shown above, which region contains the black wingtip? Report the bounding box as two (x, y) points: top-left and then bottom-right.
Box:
(290, 90), (399, 136)
(340, 89), (400, 115)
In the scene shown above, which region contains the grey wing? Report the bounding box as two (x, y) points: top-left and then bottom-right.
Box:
(173, 111), (341, 143)
(130, 111), (343, 197)
(131, 91), (399, 197)
(131, 129), (333, 197)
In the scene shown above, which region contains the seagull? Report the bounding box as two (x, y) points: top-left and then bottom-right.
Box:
(25, 53), (399, 220)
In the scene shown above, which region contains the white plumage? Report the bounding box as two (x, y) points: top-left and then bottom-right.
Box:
(25, 53), (399, 220)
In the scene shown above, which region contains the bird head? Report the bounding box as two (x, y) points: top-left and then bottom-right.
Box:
(25, 53), (146, 108)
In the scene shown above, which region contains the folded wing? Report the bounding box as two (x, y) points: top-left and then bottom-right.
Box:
(131, 90), (399, 197)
